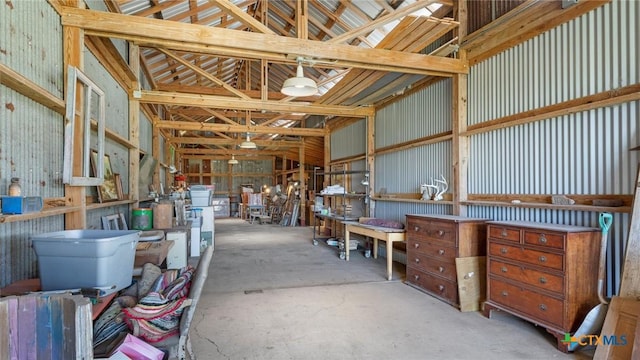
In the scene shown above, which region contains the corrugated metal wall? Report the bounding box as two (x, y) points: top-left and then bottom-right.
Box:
(373, 80), (453, 222)
(0, 3), (144, 287)
(371, 1), (637, 296)
(330, 120), (366, 159)
(375, 80), (452, 148)
(0, 2), (66, 288)
(467, 0), (638, 296)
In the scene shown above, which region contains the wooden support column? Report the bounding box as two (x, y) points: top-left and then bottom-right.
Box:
(296, 0), (309, 40)
(63, 6), (86, 230)
(152, 116), (160, 190)
(366, 114), (375, 217)
(452, 50), (468, 216)
(272, 156), (277, 185)
(452, 0), (468, 216)
(129, 44), (140, 206)
(281, 156), (287, 185)
(324, 129), (331, 186)
(165, 142), (173, 193)
(261, 59), (268, 100)
(299, 137), (306, 226)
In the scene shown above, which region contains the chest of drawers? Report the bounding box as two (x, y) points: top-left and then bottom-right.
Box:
(482, 221), (601, 352)
(405, 214), (488, 307)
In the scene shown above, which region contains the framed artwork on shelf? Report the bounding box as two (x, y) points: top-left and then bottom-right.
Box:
(91, 150), (119, 203)
(114, 173), (124, 200)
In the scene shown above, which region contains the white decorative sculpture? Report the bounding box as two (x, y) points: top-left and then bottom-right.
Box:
(420, 175), (448, 201)
(432, 174), (448, 201)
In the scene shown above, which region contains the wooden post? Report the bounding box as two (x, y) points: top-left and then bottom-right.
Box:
(152, 116), (160, 191)
(129, 44), (140, 207)
(452, 0), (469, 216)
(299, 138), (306, 226)
(366, 114), (375, 217)
(63, 0), (86, 230)
(296, 0), (309, 40)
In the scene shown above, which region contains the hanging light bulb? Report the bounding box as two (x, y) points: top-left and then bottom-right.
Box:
(228, 155), (239, 165)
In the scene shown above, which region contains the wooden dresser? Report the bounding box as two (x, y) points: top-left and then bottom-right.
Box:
(405, 214), (488, 307)
(482, 221), (601, 352)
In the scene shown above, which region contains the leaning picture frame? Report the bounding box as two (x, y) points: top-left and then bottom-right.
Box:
(90, 150), (119, 202)
(114, 173), (124, 200)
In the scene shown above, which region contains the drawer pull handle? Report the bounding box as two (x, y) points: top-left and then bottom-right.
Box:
(414, 243), (420, 249)
(501, 291), (508, 297)
(501, 267), (508, 273)
(438, 285), (445, 292)
(539, 256), (547, 263)
(438, 266), (444, 273)
(414, 274), (420, 281)
(437, 230), (445, 236)
(500, 247), (508, 254)
(539, 234), (547, 244)
(539, 277), (547, 284)
(501, 229), (508, 237)
(415, 258), (420, 263)
(438, 249), (445, 255)
(539, 304), (547, 311)
(414, 226), (420, 232)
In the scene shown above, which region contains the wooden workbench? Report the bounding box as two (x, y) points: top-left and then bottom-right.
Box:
(343, 221), (406, 280)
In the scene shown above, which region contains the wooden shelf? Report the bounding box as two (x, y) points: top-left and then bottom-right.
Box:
(0, 205), (83, 224)
(86, 199), (136, 210)
(372, 197), (453, 205)
(321, 193), (368, 198)
(0, 197), (139, 223)
(90, 120), (137, 149)
(461, 200), (631, 213)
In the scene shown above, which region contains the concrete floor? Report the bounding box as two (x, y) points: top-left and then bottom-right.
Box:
(190, 218), (593, 359)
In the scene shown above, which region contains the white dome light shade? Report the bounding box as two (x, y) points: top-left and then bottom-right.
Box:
(228, 155), (239, 165)
(239, 134), (257, 149)
(281, 63), (318, 97)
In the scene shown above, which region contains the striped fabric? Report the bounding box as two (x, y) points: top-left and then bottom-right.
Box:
(123, 266), (195, 343)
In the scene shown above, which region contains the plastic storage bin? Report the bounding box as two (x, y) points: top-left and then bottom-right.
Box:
(31, 230), (140, 294)
(189, 185), (212, 206)
(1, 196), (43, 214)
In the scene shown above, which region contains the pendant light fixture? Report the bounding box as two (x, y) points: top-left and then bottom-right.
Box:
(228, 155), (239, 165)
(281, 57), (318, 97)
(239, 133), (257, 149)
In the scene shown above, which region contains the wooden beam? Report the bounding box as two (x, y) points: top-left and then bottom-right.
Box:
(367, 114), (375, 217)
(129, 44), (141, 204)
(137, 90), (373, 117)
(157, 120), (325, 136)
(452, 50), (468, 216)
(156, 48), (251, 99)
(178, 148), (298, 155)
(375, 131), (453, 156)
(462, 0), (609, 65)
(85, 35), (136, 90)
(296, 0), (308, 40)
(207, 0), (276, 35)
(463, 83), (640, 136)
(327, 0), (452, 44)
(168, 137), (301, 146)
(59, 7), (468, 76)
(0, 63), (65, 115)
(62, 1), (86, 230)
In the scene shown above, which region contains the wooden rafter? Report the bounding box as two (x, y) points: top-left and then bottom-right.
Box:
(59, 7), (468, 76)
(156, 48), (251, 99)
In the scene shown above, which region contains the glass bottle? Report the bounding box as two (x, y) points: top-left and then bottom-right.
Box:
(8, 177), (21, 196)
